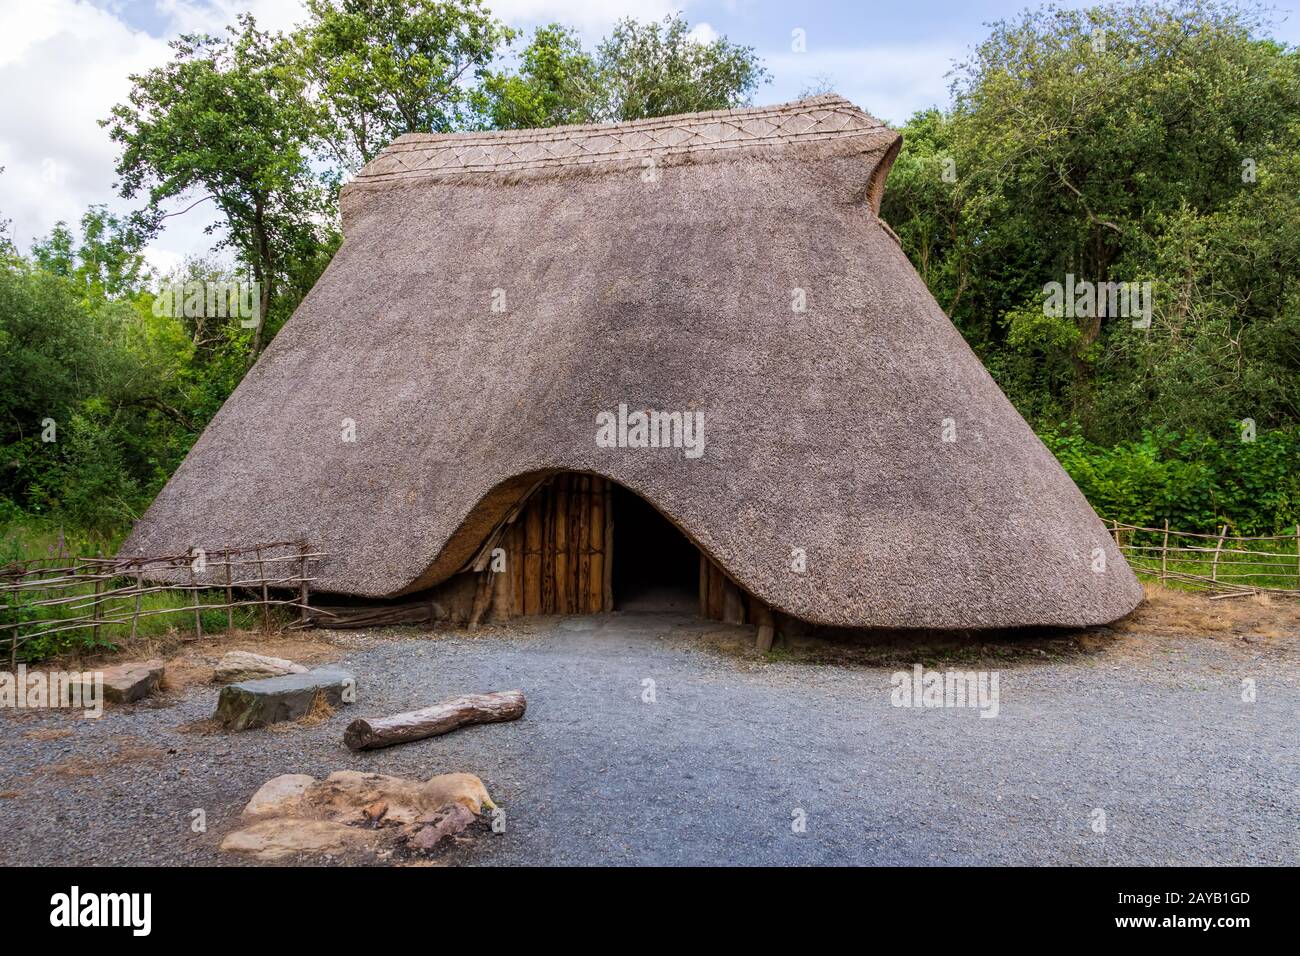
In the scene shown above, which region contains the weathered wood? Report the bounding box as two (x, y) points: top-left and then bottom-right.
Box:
(541, 484), (556, 613)
(721, 574), (745, 625)
(554, 477), (569, 613)
(256, 546), (270, 632)
(344, 690), (527, 751)
(92, 573), (104, 645)
(224, 549), (234, 630)
(1211, 525), (1227, 582)
(298, 542), (311, 625)
(130, 569), (143, 641)
(602, 482), (614, 611)
(524, 499), (542, 614)
(1161, 519), (1170, 585)
(702, 554), (712, 621)
(707, 560), (724, 620)
(468, 571), (493, 628)
(188, 549), (202, 639)
(510, 520), (524, 615)
(587, 477), (603, 613)
(752, 601), (775, 652)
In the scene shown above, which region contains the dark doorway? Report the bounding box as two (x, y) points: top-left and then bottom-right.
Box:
(611, 484), (699, 612)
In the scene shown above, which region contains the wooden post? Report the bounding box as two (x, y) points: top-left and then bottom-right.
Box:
(224, 549), (234, 631)
(298, 542), (310, 626)
(722, 576), (745, 625)
(586, 477), (603, 614)
(577, 476), (592, 613)
(699, 553), (709, 618)
(91, 572), (103, 646)
(1211, 525), (1227, 582)
(256, 546), (270, 633)
(524, 496), (542, 615)
(8, 581), (18, 671)
(602, 482), (614, 611)
(130, 567), (143, 642)
(752, 601), (775, 652)
(1295, 524), (1300, 588)
(554, 478), (569, 614)
(188, 549), (203, 639)
(1161, 519), (1169, 586)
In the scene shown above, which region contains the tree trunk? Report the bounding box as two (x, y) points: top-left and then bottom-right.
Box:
(343, 690), (527, 751)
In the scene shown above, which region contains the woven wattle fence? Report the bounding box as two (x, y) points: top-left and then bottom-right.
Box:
(0, 542), (326, 667)
(1107, 520), (1300, 599)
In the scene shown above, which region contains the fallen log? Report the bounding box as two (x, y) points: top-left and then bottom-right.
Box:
(344, 690), (526, 751)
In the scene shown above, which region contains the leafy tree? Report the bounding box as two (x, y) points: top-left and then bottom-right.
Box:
(31, 206), (148, 302)
(103, 14), (331, 357)
(294, 0), (512, 171)
(477, 14), (768, 129)
(474, 24), (597, 129)
(883, 0), (1300, 436)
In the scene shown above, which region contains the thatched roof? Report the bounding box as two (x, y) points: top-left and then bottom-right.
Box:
(123, 95), (1141, 628)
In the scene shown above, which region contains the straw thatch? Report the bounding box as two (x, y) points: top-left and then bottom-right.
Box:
(122, 95), (1142, 628)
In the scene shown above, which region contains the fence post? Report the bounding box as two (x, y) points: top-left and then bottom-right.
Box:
(298, 542), (311, 627)
(224, 549), (234, 632)
(188, 549), (203, 639)
(256, 546), (270, 633)
(8, 582), (17, 671)
(130, 566), (143, 642)
(1211, 525), (1227, 583)
(1295, 524), (1299, 588)
(1161, 519), (1169, 586)
(91, 572), (103, 646)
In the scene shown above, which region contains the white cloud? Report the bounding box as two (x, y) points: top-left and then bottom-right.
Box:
(687, 21), (718, 45)
(0, 0), (702, 274)
(764, 44), (961, 125)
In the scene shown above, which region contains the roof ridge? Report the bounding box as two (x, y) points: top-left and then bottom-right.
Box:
(355, 95), (894, 182)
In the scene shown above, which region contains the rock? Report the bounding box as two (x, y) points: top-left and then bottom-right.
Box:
(72, 660), (164, 704)
(243, 774), (316, 819)
(219, 819), (373, 862)
(409, 804), (476, 850)
(214, 651), (307, 684)
(221, 770), (496, 863)
(214, 668), (354, 730)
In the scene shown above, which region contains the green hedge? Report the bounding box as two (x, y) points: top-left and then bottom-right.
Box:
(1039, 426), (1300, 536)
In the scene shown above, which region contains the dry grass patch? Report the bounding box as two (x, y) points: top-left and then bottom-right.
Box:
(22, 727), (74, 742)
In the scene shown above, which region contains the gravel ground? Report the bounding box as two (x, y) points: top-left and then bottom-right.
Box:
(1, 612), (1296, 866)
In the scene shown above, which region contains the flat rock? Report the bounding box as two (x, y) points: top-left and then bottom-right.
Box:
(215, 668), (354, 730)
(73, 660), (165, 704)
(221, 770), (495, 863)
(214, 650), (307, 684)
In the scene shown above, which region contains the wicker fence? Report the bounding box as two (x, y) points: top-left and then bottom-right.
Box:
(1108, 520), (1300, 599)
(0, 542), (325, 666)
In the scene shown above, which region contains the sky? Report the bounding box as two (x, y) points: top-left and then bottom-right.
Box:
(1, 0), (1297, 274)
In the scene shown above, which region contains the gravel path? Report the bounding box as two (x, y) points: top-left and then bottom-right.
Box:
(1, 613), (1296, 866)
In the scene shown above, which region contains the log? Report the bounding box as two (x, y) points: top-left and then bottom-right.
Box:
(343, 690), (527, 751)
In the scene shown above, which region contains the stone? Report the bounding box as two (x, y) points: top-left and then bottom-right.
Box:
(72, 660), (165, 704)
(221, 770), (495, 863)
(243, 774), (316, 819)
(214, 651), (307, 684)
(219, 819), (373, 862)
(409, 804), (476, 850)
(214, 668), (354, 730)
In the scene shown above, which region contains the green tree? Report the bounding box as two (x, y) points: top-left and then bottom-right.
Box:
(883, 0), (1300, 437)
(103, 14), (330, 357)
(474, 24), (597, 130)
(294, 0), (512, 171)
(477, 14), (768, 129)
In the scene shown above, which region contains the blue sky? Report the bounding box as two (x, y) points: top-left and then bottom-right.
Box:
(1, 0), (1297, 271)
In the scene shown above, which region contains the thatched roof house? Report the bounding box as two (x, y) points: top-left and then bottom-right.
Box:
(123, 95), (1142, 630)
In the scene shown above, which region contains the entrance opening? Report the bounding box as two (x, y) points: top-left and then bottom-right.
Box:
(611, 484), (699, 612)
